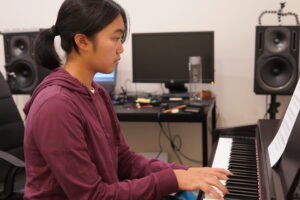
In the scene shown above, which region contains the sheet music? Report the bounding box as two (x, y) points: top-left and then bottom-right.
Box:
(268, 79), (300, 167)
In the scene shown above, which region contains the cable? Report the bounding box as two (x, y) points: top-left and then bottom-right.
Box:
(280, 12), (300, 25)
(134, 83), (138, 97)
(155, 111), (163, 159)
(123, 79), (131, 91)
(167, 123), (184, 164)
(258, 10), (277, 25)
(157, 121), (183, 164)
(258, 2), (299, 25)
(157, 121), (203, 164)
(168, 123), (202, 164)
(155, 128), (163, 159)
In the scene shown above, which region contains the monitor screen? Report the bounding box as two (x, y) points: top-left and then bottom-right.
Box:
(94, 71), (115, 83)
(132, 31), (214, 84)
(93, 70), (116, 93)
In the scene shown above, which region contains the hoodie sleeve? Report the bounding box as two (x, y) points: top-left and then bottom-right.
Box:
(32, 95), (180, 200)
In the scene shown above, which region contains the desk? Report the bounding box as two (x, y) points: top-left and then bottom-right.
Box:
(114, 98), (216, 166)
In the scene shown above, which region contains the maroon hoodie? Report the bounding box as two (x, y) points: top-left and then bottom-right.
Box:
(23, 68), (188, 200)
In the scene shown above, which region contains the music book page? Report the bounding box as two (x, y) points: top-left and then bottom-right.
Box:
(268, 79), (300, 167)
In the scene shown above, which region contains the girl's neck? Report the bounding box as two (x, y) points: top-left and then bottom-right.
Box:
(64, 55), (95, 90)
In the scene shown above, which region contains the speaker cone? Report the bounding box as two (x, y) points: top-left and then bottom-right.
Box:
(257, 56), (296, 92)
(265, 27), (290, 53)
(10, 36), (29, 57)
(7, 60), (37, 92)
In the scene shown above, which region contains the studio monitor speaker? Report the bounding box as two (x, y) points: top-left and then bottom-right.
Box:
(254, 26), (300, 95)
(3, 31), (50, 94)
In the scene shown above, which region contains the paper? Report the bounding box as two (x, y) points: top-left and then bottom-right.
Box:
(268, 79), (300, 167)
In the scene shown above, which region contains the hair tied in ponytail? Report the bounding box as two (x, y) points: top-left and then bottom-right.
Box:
(34, 0), (127, 70)
(50, 25), (59, 36)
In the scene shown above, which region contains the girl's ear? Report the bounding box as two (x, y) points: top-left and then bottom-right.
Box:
(73, 33), (92, 53)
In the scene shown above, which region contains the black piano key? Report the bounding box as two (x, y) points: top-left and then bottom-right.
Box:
(227, 188), (258, 196)
(232, 144), (255, 148)
(229, 161), (257, 167)
(233, 141), (254, 145)
(230, 154), (256, 159)
(229, 165), (257, 171)
(232, 145), (255, 149)
(227, 178), (258, 185)
(233, 143), (255, 146)
(225, 195), (257, 200)
(229, 158), (256, 163)
(230, 155), (255, 159)
(231, 145), (254, 149)
(229, 174), (257, 180)
(225, 193), (258, 200)
(227, 184), (258, 190)
(230, 157), (256, 162)
(230, 166), (257, 172)
(228, 172), (258, 181)
(229, 164), (257, 170)
(230, 160), (256, 165)
(229, 157), (256, 163)
(230, 169), (257, 177)
(229, 162), (257, 169)
(226, 180), (258, 188)
(232, 142), (255, 147)
(231, 152), (255, 156)
(231, 150), (256, 155)
(231, 152), (256, 157)
(232, 148), (255, 152)
(226, 185), (258, 192)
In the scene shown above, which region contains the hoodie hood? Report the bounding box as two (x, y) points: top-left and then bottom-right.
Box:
(23, 67), (100, 116)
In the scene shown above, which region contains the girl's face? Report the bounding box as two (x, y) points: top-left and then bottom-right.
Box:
(86, 15), (125, 74)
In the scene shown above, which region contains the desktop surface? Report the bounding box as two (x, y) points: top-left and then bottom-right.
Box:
(113, 96), (214, 122)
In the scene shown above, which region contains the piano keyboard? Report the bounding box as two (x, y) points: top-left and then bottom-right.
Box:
(204, 136), (260, 200)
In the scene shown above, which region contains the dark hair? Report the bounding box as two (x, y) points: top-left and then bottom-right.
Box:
(34, 0), (128, 70)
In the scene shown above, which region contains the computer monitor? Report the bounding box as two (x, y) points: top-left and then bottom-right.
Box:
(132, 31), (214, 93)
(93, 69), (117, 94)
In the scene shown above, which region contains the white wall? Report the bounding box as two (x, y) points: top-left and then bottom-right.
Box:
(1, 0), (299, 166)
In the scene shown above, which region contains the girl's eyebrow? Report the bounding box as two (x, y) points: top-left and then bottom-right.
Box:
(114, 28), (124, 34)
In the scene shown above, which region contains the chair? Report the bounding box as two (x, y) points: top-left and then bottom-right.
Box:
(0, 72), (25, 200)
